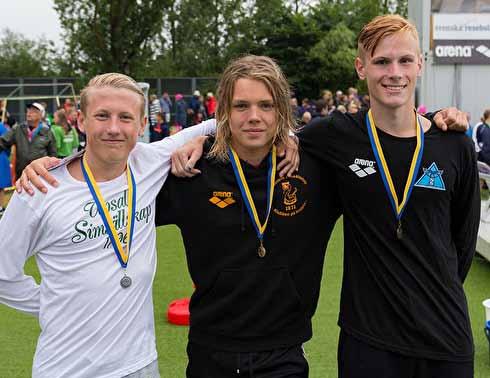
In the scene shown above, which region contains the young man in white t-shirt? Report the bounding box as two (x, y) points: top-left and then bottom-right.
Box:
(0, 73), (216, 378)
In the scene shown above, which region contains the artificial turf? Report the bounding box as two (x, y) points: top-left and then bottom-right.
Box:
(1, 221), (489, 377)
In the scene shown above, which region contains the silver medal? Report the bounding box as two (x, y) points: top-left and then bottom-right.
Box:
(120, 275), (132, 288)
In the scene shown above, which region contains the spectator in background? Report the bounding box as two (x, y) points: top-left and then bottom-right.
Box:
(321, 89), (333, 103)
(347, 101), (359, 114)
(347, 87), (359, 103)
(174, 93), (187, 128)
(51, 109), (79, 158)
(335, 90), (343, 106)
(150, 112), (169, 142)
(205, 92), (217, 118)
(336, 104), (347, 113)
(290, 97), (301, 121)
(474, 109), (490, 165)
(0, 112), (12, 216)
(0, 102), (56, 179)
(160, 92), (172, 125)
(189, 90), (201, 124)
(40, 101), (52, 127)
(360, 94), (370, 110)
(300, 97), (312, 116)
(300, 111), (312, 126)
(63, 98), (74, 114)
(198, 95), (208, 121)
(149, 94), (161, 128)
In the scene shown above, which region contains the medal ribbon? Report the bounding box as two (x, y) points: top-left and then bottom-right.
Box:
(366, 109), (424, 220)
(81, 154), (136, 268)
(228, 146), (276, 242)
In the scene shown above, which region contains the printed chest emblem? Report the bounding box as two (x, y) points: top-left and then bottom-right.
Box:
(349, 158), (376, 177)
(209, 191), (236, 208)
(273, 175), (308, 217)
(414, 162), (446, 191)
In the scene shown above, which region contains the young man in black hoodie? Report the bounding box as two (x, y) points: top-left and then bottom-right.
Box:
(299, 15), (479, 378)
(155, 55), (341, 377)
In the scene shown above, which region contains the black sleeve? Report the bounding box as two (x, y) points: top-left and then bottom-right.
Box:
(297, 116), (336, 166)
(154, 174), (181, 227)
(451, 139), (480, 282)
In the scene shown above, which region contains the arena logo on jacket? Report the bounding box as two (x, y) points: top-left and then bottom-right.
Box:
(349, 157), (377, 177)
(414, 162), (446, 191)
(273, 175), (308, 217)
(209, 191), (236, 208)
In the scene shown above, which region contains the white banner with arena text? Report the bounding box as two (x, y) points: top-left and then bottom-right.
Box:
(432, 13), (490, 64)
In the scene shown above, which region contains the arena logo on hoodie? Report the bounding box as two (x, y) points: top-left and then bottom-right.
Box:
(209, 191), (236, 208)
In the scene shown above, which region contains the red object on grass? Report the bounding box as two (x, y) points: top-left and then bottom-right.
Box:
(167, 298), (190, 325)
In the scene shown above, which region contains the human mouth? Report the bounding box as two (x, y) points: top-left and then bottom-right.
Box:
(382, 84), (407, 92)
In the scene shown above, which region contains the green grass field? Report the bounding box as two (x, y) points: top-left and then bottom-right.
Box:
(1, 221), (489, 377)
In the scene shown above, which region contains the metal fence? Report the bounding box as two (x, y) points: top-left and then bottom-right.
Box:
(0, 77), (218, 123)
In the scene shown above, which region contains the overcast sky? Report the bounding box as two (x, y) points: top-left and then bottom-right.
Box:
(3, 0), (62, 46)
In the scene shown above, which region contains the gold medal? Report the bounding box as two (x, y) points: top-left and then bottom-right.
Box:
(258, 241), (266, 258)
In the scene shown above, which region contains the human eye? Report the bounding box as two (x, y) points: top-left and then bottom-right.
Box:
(120, 113), (134, 122)
(260, 102), (275, 111)
(400, 56), (415, 64)
(374, 58), (389, 65)
(233, 102), (248, 111)
(94, 112), (109, 120)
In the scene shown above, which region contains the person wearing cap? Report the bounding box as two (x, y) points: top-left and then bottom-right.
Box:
(0, 102), (56, 179)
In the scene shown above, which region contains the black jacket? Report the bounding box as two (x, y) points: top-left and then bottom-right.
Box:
(156, 139), (340, 351)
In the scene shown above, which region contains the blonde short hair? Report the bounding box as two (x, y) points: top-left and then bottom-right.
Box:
(209, 55), (296, 162)
(357, 14), (420, 59)
(80, 73), (145, 118)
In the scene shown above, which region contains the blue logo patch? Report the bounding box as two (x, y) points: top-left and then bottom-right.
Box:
(414, 162), (446, 191)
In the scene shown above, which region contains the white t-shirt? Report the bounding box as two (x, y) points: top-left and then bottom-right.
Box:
(0, 120), (215, 378)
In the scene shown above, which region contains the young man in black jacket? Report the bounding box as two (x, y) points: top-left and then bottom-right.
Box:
(156, 55), (341, 377)
(299, 15), (479, 378)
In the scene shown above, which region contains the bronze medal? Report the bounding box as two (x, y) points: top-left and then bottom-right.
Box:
(258, 243), (266, 258)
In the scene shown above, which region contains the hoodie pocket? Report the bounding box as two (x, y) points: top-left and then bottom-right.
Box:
(192, 267), (307, 338)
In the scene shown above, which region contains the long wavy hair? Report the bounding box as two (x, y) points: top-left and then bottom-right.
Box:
(208, 55), (296, 162)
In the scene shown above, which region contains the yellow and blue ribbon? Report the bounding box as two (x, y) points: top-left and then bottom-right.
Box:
(366, 109), (424, 220)
(228, 146), (276, 242)
(81, 154), (136, 268)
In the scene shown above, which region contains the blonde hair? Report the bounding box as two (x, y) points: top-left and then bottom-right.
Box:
(208, 55), (296, 162)
(357, 14), (420, 59)
(80, 73), (145, 118)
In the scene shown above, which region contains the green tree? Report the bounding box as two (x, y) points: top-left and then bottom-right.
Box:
(54, 0), (170, 77)
(309, 23), (358, 93)
(0, 29), (58, 77)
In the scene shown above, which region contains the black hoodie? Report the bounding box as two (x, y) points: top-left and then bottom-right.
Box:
(155, 138), (340, 351)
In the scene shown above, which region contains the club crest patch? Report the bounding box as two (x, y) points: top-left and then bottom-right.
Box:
(414, 162), (446, 191)
(273, 175), (308, 217)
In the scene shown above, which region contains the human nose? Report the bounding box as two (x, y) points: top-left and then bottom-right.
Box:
(248, 105), (260, 122)
(106, 115), (121, 133)
(388, 62), (402, 79)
